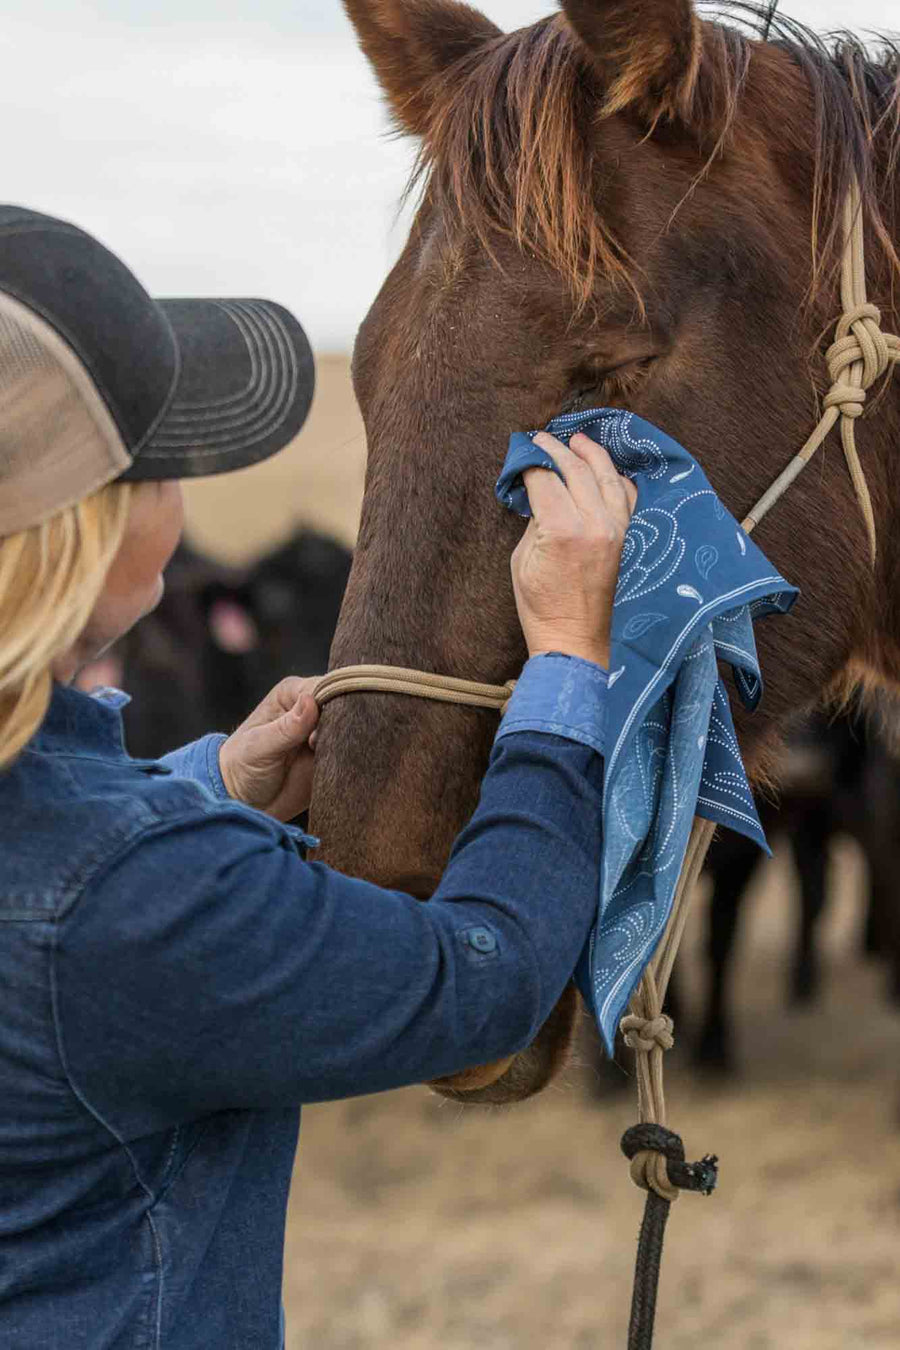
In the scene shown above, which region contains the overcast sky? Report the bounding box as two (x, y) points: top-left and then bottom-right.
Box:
(4, 1), (896, 350)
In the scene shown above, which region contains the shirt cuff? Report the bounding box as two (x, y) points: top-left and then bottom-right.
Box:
(496, 653), (608, 757)
(159, 733), (231, 801)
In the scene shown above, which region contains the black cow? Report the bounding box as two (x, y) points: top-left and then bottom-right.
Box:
(76, 529), (352, 760)
(695, 699), (900, 1072)
(189, 528), (353, 742)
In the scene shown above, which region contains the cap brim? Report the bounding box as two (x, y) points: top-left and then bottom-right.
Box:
(120, 297), (315, 482)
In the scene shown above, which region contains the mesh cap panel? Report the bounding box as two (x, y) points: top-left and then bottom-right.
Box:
(0, 293), (130, 536)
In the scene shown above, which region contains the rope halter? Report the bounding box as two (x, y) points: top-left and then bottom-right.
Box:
(741, 183), (900, 561)
(826, 302), (898, 419)
(314, 664), (515, 714)
(620, 1014), (675, 1055)
(315, 199), (900, 728)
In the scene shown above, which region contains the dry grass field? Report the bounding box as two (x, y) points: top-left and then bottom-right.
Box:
(282, 846), (900, 1350)
(182, 354), (367, 561)
(185, 358), (900, 1350)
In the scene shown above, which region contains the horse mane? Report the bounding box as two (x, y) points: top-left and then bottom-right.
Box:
(408, 3), (900, 309)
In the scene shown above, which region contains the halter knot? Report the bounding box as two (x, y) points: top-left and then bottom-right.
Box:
(824, 303), (894, 419)
(621, 1124), (719, 1203)
(620, 1013), (674, 1054)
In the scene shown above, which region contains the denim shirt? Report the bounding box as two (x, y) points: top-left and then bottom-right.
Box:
(0, 656), (606, 1349)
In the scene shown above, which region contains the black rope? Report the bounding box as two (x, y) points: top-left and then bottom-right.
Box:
(620, 1126), (719, 1350)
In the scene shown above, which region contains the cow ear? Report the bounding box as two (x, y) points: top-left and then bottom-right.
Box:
(343, 0), (502, 136)
(202, 585), (261, 656)
(560, 0), (702, 126)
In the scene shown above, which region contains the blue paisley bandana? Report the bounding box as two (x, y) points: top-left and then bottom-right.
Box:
(496, 409), (798, 1052)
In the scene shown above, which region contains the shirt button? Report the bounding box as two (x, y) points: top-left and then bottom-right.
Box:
(468, 927), (497, 954)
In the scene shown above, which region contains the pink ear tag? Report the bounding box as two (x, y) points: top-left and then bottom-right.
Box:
(209, 599), (260, 654)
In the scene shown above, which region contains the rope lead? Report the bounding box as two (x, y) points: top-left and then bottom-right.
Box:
(620, 1125), (719, 1350)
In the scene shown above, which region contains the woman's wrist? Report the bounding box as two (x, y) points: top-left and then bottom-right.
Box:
(527, 643), (610, 670)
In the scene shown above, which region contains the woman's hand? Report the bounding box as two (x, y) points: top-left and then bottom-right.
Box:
(219, 676), (320, 822)
(511, 432), (637, 669)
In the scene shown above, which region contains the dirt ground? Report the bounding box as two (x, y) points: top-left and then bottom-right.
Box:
(282, 845), (900, 1350)
(184, 360), (900, 1350)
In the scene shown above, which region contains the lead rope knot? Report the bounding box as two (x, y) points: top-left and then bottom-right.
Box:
(618, 1013), (680, 1202)
(824, 302), (893, 419)
(620, 1013), (674, 1055)
(621, 1124), (720, 1201)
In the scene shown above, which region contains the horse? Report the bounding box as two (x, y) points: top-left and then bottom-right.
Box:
(310, 0), (900, 1105)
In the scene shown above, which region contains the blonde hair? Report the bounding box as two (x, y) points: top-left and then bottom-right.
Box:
(0, 482), (132, 769)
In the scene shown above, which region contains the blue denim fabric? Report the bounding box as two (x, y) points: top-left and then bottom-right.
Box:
(497, 408), (799, 1050)
(160, 733), (318, 851)
(498, 653), (609, 757)
(0, 672), (605, 1349)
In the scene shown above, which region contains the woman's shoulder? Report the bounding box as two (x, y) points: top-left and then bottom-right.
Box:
(0, 741), (289, 924)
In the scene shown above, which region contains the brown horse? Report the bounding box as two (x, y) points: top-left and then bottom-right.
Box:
(311, 0), (900, 1103)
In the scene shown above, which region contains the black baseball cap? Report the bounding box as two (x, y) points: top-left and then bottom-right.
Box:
(0, 205), (315, 536)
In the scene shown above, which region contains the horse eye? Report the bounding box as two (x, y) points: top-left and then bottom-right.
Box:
(603, 355), (657, 379)
(607, 355), (657, 389)
(561, 384), (601, 413)
(567, 356), (657, 405)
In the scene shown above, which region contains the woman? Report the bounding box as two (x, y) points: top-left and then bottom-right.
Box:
(0, 207), (634, 1349)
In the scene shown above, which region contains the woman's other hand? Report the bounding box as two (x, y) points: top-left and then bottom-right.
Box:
(511, 432), (637, 669)
(219, 676), (320, 821)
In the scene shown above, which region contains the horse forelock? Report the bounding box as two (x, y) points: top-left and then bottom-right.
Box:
(404, 4), (900, 316)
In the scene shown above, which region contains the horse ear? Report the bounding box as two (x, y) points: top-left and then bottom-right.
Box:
(560, 0), (702, 126)
(343, 0), (502, 135)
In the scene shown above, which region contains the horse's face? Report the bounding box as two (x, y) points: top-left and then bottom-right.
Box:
(312, 0), (898, 1099)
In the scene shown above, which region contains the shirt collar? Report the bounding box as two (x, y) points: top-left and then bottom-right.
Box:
(32, 683), (132, 760)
